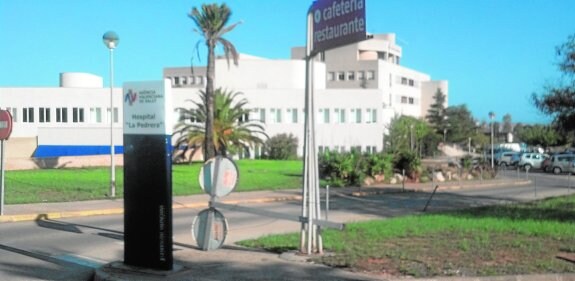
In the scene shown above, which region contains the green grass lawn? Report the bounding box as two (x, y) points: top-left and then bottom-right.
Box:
(238, 194), (575, 278)
(4, 159), (303, 204)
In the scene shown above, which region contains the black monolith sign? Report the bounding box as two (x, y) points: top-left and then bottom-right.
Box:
(122, 80), (173, 270)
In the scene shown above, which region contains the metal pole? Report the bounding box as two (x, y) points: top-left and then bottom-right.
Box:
(490, 120), (494, 169)
(568, 172), (571, 194)
(402, 169), (405, 192)
(0, 140), (5, 216)
(325, 185), (330, 221)
(109, 48), (116, 198)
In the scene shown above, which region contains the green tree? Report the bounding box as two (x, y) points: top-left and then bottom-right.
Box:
(515, 125), (561, 149)
(426, 88), (448, 135)
(189, 3), (241, 161)
(385, 115), (432, 156)
(265, 133), (298, 160)
(532, 33), (575, 133)
(173, 88), (267, 160)
(445, 105), (477, 143)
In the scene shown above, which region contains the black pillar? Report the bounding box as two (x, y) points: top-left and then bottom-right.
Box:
(123, 134), (173, 270)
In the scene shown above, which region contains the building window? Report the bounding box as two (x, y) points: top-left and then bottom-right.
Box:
(401, 77), (408, 85)
(251, 108), (266, 123)
(73, 107), (85, 123)
(39, 107), (50, 123)
(197, 76), (204, 85)
(174, 77), (180, 86)
(409, 97), (414, 104)
(270, 108), (282, 123)
(337, 72), (345, 81)
(366, 108), (377, 123)
(56, 107), (68, 123)
(401, 96), (408, 104)
(90, 108), (102, 123)
(288, 108), (298, 123)
(22, 107), (34, 123)
(114, 108), (119, 123)
(367, 70), (375, 80)
(357, 71), (365, 80)
(409, 79), (415, 86)
(353, 108), (362, 123)
(335, 108), (346, 123)
(4, 107), (17, 122)
(347, 71), (355, 81)
(319, 108), (330, 123)
(327, 72), (335, 81)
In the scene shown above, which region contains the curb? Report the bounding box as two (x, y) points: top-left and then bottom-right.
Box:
(0, 195), (303, 224)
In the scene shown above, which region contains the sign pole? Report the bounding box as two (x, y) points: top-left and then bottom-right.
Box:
(1, 140), (5, 216)
(122, 80), (173, 270)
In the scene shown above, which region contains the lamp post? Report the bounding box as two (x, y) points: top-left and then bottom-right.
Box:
(489, 111), (495, 169)
(409, 124), (414, 150)
(103, 31), (119, 198)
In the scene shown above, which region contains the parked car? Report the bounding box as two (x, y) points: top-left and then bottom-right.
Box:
(549, 154), (575, 174)
(518, 153), (548, 170)
(498, 152), (521, 167)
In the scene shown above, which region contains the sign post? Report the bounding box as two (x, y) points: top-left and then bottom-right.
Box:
(122, 80), (174, 270)
(300, 0), (366, 255)
(0, 110), (14, 216)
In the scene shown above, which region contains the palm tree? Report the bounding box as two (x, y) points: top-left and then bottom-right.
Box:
(189, 3), (241, 161)
(174, 88), (268, 161)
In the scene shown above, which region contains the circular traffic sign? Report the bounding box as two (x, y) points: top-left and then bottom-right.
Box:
(191, 208), (228, 251)
(199, 156), (239, 197)
(0, 110), (13, 140)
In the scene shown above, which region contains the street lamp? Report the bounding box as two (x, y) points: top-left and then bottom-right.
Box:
(489, 111), (495, 169)
(409, 124), (414, 150)
(103, 31), (119, 197)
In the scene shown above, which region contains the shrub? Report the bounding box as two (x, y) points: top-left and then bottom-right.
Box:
(319, 151), (393, 187)
(393, 150), (421, 179)
(264, 133), (298, 160)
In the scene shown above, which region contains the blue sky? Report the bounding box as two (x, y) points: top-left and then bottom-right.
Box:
(1, 0), (574, 124)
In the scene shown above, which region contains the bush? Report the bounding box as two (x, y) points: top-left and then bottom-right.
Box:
(318, 151), (393, 187)
(393, 150), (421, 180)
(264, 133), (298, 160)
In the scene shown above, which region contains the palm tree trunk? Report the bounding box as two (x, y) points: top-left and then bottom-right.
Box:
(204, 41), (216, 161)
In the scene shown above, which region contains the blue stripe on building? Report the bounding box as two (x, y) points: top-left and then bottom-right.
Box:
(34, 145), (124, 158)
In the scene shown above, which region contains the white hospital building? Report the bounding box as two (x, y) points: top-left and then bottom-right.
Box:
(1, 33), (448, 165)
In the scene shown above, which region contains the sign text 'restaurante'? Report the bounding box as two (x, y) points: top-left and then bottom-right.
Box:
(312, 0), (365, 52)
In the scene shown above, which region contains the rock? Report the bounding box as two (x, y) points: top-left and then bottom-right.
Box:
(363, 176), (375, 186)
(374, 174), (385, 183)
(466, 174), (474, 180)
(434, 171), (445, 182)
(452, 173), (460, 180)
(390, 178), (397, 184)
(393, 173), (404, 182)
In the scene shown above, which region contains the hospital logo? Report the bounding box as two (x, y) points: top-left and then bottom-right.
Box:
(125, 90), (137, 106)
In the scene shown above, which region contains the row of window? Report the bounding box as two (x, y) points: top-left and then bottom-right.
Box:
(167, 75), (205, 87)
(3, 107), (119, 124)
(327, 70), (376, 82)
(318, 145), (378, 154)
(397, 76), (418, 88)
(179, 107), (379, 125)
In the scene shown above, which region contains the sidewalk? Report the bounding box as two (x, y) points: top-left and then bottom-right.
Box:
(3, 178), (573, 281)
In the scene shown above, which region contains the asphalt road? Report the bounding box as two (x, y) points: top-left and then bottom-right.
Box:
(0, 171), (573, 280)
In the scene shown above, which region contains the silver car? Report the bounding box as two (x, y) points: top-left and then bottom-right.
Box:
(518, 153), (548, 170)
(549, 154), (575, 174)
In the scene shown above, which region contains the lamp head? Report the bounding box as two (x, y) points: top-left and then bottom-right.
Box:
(103, 31), (120, 49)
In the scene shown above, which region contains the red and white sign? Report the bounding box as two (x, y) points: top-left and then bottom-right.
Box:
(311, 0), (366, 53)
(0, 110), (13, 140)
